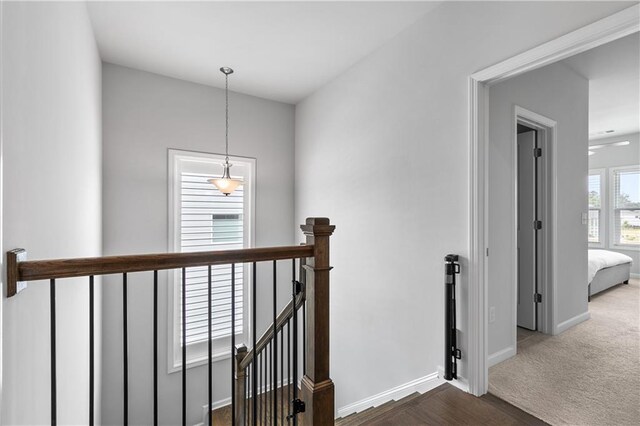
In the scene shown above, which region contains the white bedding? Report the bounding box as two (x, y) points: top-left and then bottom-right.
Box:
(588, 249), (633, 284)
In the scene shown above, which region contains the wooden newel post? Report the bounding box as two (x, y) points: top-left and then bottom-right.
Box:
(300, 217), (335, 425)
(234, 344), (248, 425)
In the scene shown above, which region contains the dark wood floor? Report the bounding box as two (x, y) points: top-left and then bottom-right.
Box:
(213, 382), (547, 425)
(337, 383), (548, 426)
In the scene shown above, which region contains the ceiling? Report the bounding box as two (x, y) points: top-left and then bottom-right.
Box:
(87, 1), (441, 104)
(562, 32), (640, 141)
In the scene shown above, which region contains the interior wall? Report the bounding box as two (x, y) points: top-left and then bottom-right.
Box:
(101, 63), (295, 425)
(589, 132), (640, 274)
(0, 2), (103, 424)
(294, 0), (631, 410)
(488, 62), (589, 360)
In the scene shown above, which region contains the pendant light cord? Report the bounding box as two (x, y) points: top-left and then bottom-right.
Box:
(225, 72), (229, 163)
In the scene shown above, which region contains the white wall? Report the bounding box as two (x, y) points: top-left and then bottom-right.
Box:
(589, 132), (640, 274)
(101, 63), (295, 425)
(488, 62), (589, 359)
(294, 0), (631, 410)
(1, 2), (102, 424)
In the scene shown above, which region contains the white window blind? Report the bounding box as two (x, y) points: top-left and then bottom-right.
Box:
(180, 172), (244, 344)
(169, 150), (255, 369)
(612, 167), (640, 246)
(588, 173), (601, 243)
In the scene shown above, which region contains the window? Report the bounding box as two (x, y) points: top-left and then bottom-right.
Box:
(168, 150), (255, 370)
(611, 166), (640, 248)
(588, 170), (604, 245)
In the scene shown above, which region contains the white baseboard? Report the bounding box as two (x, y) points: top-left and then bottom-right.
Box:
(336, 372), (443, 418)
(630, 273), (639, 279)
(555, 311), (590, 334)
(435, 366), (469, 393)
(487, 346), (516, 367)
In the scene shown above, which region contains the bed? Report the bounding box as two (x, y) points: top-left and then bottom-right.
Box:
(588, 249), (633, 300)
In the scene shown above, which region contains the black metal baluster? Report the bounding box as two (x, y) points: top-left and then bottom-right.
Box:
(50, 278), (57, 426)
(252, 262), (257, 426)
(123, 273), (129, 426)
(291, 259), (299, 426)
(231, 263), (236, 426)
(153, 271), (158, 426)
(182, 268), (187, 426)
(287, 320), (290, 420)
(259, 351), (262, 425)
(269, 341), (273, 425)
(280, 327), (284, 424)
(89, 276), (95, 426)
(208, 265), (213, 423)
(272, 260), (277, 425)
(302, 301), (306, 377)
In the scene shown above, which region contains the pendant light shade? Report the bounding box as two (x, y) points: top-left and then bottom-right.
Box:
(209, 162), (242, 195)
(208, 67), (243, 196)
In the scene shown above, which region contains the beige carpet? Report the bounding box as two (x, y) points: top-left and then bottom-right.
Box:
(489, 278), (640, 426)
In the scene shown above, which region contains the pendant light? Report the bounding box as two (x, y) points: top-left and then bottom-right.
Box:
(208, 67), (243, 196)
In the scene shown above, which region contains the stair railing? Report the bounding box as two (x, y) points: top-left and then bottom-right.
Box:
(6, 217), (335, 426)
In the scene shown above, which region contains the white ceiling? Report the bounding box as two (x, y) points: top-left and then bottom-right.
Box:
(563, 32), (640, 141)
(87, 1), (441, 104)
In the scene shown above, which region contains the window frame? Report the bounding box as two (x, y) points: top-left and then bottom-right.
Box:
(167, 149), (256, 372)
(588, 168), (606, 248)
(609, 165), (640, 251)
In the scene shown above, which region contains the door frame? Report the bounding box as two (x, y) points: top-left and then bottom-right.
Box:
(466, 4), (639, 396)
(514, 108), (556, 338)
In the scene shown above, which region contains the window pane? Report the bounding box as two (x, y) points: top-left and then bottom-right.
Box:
(613, 169), (640, 245)
(588, 174), (601, 208)
(614, 170), (640, 209)
(588, 209), (600, 243)
(616, 209), (640, 245)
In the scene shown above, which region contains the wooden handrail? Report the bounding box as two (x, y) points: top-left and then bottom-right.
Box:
(240, 291), (305, 371)
(6, 245), (313, 292)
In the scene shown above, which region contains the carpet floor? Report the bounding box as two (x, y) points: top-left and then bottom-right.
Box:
(489, 278), (640, 426)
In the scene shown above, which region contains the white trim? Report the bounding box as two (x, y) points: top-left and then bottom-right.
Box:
(588, 168), (607, 248)
(609, 165), (640, 251)
(471, 5), (640, 85)
(166, 149), (256, 373)
(488, 346), (516, 368)
(336, 372), (443, 419)
(436, 366), (469, 393)
(468, 4), (639, 396)
(555, 311), (590, 334)
(630, 273), (640, 279)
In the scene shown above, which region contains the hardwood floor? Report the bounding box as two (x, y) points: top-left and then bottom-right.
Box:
(336, 384), (548, 426)
(212, 382), (547, 425)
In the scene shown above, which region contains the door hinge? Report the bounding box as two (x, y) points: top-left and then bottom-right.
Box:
(534, 147), (542, 158)
(534, 293), (542, 303)
(534, 220), (542, 230)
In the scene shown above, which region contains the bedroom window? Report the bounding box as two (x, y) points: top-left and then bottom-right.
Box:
(588, 171), (604, 245)
(611, 166), (640, 248)
(168, 149), (255, 370)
